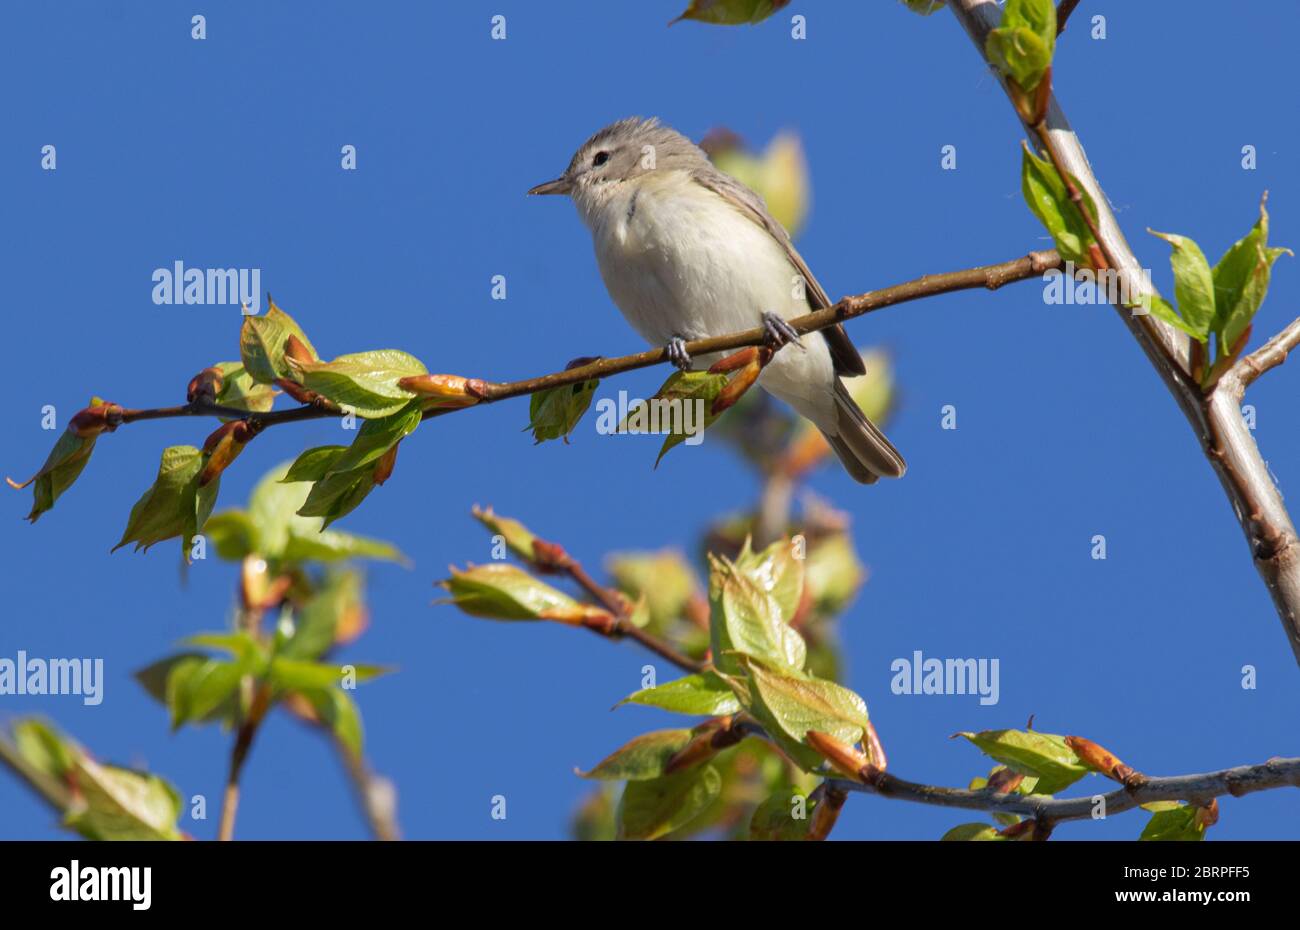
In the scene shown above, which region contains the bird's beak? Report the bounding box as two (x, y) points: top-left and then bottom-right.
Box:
(527, 176), (572, 196)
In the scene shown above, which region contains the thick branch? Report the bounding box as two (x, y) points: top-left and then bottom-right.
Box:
(948, 0), (1300, 667)
(829, 755), (1300, 827)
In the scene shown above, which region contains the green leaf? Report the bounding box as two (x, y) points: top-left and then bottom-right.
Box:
(472, 505), (541, 562)
(804, 533), (865, 618)
(1021, 143), (1099, 267)
(749, 789), (814, 840)
(1212, 194), (1292, 355)
(295, 466), (378, 529)
(282, 446), (349, 483)
(605, 549), (699, 632)
(617, 672), (742, 716)
(300, 686), (365, 756)
(240, 300), (317, 384)
(280, 571), (365, 659)
(328, 403), (422, 474)
(901, 0), (945, 14)
(164, 656), (244, 730)
(672, 0), (790, 26)
(956, 729), (1090, 795)
(212, 361), (275, 414)
(739, 655), (868, 753)
(65, 756), (184, 841)
(1141, 293), (1204, 340)
(527, 379), (598, 443)
(265, 658), (388, 693)
(618, 764), (722, 840)
(733, 537), (805, 626)
(942, 822), (1005, 841)
(112, 445), (219, 559)
(230, 462), (403, 562)
(201, 510), (259, 560)
(439, 563), (610, 623)
(184, 631), (265, 667)
(621, 370), (726, 465)
(708, 131), (810, 239)
(289, 350), (427, 419)
(1139, 803), (1207, 841)
(985, 0), (1056, 90)
(9, 426), (98, 523)
(708, 552), (806, 676)
(1148, 230), (1215, 340)
(579, 729), (693, 780)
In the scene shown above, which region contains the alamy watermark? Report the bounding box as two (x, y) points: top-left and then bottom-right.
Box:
(151, 261), (261, 313)
(1042, 261), (1154, 308)
(890, 650), (999, 705)
(594, 390), (706, 446)
(0, 651), (103, 705)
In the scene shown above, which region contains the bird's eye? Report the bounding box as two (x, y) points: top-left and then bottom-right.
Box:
(592, 151), (610, 167)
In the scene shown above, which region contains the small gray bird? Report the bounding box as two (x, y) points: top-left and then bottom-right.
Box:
(528, 117), (905, 483)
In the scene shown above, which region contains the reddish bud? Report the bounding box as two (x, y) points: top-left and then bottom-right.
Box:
(68, 403), (123, 439)
(187, 366), (224, 403)
(284, 334), (315, 365)
(373, 442), (400, 486)
(805, 730), (870, 781)
(986, 767), (1025, 794)
(1065, 735), (1142, 786)
(398, 374), (486, 407)
(200, 420), (254, 486)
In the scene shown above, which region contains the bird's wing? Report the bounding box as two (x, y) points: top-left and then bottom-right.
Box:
(691, 168), (866, 377)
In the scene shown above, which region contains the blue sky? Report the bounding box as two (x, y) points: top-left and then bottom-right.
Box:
(2, 1), (1298, 840)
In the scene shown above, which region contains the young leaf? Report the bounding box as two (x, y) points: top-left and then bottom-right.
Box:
(621, 370), (727, 465)
(733, 537), (805, 625)
(8, 426), (99, 523)
(617, 672), (742, 716)
(955, 729), (1090, 795)
(439, 563), (611, 624)
(942, 822), (1005, 841)
(296, 466), (378, 529)
(605, 549), (699, 632)
(282, 446), (349, 483)
(280, 570), (366, 659)
(1141, 293), (1204, 340)
(113, 445), (220, 558)
(288, 350), (427, 419)
(985, 0), (1056, 90)
(164, 656), (244, 729)
(749, 788), (814, 840)
(579, 729), (694, 780)
(298, 686), (365, 757)
(211, 361), (275, 414)
(527, 379), (598, 443)
(1148, 230), (1215, 340)
(740, 656), (868, 751)
(618, 764), (722, 841)
(804, 533), (865, 618)
(1139, 802), (1207, 841)
(1212, 194), (1292, 356)
(901, 0), (945, 13)
(471, 505), (541, 562)
(1021, 143), (1099, 267)
(240, 300), (317, 384)
(265, 658), (389, 693)
(328, 403), (422, 474)
(708, 552), (806, 676)
(671, 0), (790, 26)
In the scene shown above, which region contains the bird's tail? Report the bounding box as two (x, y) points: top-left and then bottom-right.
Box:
(819, 379), (907, 485)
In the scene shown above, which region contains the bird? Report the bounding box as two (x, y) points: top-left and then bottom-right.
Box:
(528, 116), (905, 484)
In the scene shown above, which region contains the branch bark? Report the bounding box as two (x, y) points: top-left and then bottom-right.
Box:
(829, 755), (1300, 827)
(948, 0), (1300, 667)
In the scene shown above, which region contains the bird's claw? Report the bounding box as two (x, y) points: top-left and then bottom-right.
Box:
(761, 312), (804, 351)
(667, 336), (693, 371)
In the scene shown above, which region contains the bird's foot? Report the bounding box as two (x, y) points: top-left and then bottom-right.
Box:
(761, 312), (805, 352)
(666, 335), (693, 371)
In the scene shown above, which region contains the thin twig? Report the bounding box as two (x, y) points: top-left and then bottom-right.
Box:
(829, 755), (1300, 826)
(1056, 0), (1082, 35)
(62, 251), (1063, 436)
(1228, 315), (1300, 396)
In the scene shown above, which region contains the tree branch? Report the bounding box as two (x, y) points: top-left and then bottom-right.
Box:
(1055, 0), (1082, 36)
(65, 250), (1062, 437)
(829, 755), (1300, 827)
(948, 0), (1300, 667)
(1228, 315), (1300, 395)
